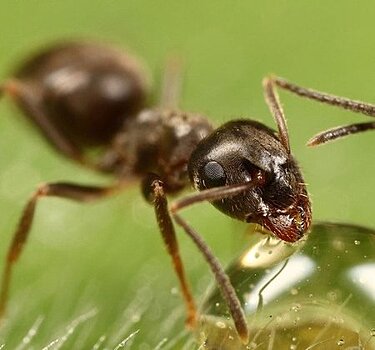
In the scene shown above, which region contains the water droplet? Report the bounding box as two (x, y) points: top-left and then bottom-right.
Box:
(354, 240), (361, 245)
(337, 338), (345, 346)
(290, 288), (298, 295)
(290, 345), (297, 350)
(292, 336), (297, 342)
(291, 304), (301, 312)
(131, 313), (140, 322)
(327, 290), (337, 301)
(215, 321), (226, 329)
(215, 302), (220, 307)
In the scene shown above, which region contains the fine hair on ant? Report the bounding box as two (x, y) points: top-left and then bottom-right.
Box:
(0, 41), (374, 344)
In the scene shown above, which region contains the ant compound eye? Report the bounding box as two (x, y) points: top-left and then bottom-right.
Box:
(200, 161), (227, 188)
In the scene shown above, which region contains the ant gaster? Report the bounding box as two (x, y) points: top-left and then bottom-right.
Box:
(3, 41), (372, 344)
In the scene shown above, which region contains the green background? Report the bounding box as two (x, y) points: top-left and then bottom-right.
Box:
(0, 1), (374, 348)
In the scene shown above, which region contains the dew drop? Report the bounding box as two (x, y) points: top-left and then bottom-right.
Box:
(215, 321), (226, 329)
(354, 240), (361, 245)
(337, 338), (345, 346)
(290, 288), (298, 295)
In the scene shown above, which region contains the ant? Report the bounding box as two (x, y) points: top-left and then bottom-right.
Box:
(0, 40), (373, 344)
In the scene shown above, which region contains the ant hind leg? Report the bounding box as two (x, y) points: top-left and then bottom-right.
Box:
(0, 79), (89, 166)
(0, 181), (126, 319)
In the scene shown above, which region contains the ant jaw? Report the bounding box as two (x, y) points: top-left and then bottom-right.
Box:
(261, 202), (312, 243)
(262, 218), (305, 243)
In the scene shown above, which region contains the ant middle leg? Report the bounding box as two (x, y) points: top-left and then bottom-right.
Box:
(0, 181), (127, 319)
(266, 76), (375, 145)
(159, 56), (184, 109)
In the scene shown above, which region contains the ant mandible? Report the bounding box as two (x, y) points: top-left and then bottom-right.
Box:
(1, 41), (373, 344)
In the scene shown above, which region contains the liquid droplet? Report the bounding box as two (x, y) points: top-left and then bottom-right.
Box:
(290, 288), (298, 295)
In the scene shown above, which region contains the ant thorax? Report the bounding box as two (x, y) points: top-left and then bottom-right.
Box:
(100, 108), (214, 193)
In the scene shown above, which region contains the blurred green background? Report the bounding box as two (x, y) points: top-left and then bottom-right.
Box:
(0, 1), (375, 348)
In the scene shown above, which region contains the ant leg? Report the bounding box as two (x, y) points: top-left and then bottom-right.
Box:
(268, 76), (375, 145)
(0, 181), (126, 318)
(160, 56), (184, 109)
(0, 80), (87, 166)
(142, 174), (197, 328)
(172, 213), (249, 344)
(169, 182), (256, 344)
(262, 77), (291, 154)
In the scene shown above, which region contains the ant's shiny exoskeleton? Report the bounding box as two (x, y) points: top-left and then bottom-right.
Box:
(0, 41), (373, 344)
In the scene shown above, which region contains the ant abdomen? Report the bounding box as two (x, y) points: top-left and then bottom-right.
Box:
(8, 41), (149, 150)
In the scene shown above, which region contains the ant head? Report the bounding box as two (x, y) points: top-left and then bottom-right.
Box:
(188, 120), (311, 242)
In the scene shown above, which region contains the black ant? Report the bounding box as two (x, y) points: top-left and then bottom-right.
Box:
(0, 41), (373, 344)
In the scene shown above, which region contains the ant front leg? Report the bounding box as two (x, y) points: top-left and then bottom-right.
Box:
(0, 80), (87, 166)
(266, 76), (375, 145)
(142, 174), (197, 328)
(169, 183), (255, 344)
(0, 181), (126, 318)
